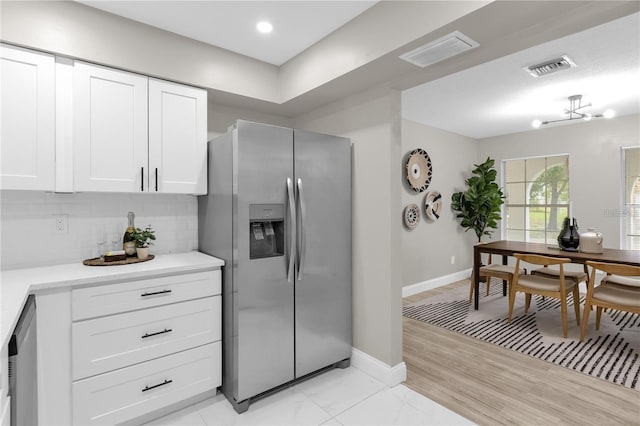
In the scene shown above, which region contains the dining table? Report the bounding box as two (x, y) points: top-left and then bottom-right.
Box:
(472, 240), (640, 310)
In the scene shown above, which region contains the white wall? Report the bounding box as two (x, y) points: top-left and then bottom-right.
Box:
(0, 191), (197, 270)
(399, 114), (639, 290)
(401, 119), (479, 286)
(294, 88), (403, 368)
(478, 114), (640, 250)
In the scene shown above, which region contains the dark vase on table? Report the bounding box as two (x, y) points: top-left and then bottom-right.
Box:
(558, 217), (580, 251)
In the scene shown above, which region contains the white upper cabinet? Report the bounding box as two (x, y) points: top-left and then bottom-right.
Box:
(1, 44), (55, 190)
(149, 79), (207, 194)
(73, 62), (149, 192)
(74, 62), (207, 194)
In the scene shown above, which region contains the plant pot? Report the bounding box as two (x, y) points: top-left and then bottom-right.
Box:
(136, 247), (149, 260)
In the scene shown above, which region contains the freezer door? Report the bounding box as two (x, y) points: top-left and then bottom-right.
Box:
(294, 129), (352, 377)
(234, 121), (295, 401)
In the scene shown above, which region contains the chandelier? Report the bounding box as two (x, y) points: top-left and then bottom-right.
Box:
(532, 94), (615, 128)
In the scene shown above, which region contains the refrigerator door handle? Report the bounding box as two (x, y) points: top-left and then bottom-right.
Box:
(297, 178), (307, 280)
(287, 177), (296, 282)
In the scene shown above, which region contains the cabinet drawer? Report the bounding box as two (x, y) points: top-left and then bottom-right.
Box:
(73, 342), (221, 425)
(72, 270), (220, 320)
(72, 296), (221, 380)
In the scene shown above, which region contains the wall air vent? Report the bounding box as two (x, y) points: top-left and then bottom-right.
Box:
(525, 55), (576, 77)
(399, 31), (479, 68)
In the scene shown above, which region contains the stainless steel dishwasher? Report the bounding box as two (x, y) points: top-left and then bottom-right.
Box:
(8, 295), (37, 426)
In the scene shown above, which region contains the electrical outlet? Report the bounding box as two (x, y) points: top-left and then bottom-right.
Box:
(451, 255), (455, 265)
(55, 215), (68, 232)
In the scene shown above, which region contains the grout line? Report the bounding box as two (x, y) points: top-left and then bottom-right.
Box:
(196, 410), (207, 426)
(327, 384), (390, 423)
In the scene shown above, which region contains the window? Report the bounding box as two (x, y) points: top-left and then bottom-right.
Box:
(623, 147), (640, 250)
(503, 155), (570, 244)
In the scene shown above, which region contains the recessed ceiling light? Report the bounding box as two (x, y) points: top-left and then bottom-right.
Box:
(257, 21), (273, 34)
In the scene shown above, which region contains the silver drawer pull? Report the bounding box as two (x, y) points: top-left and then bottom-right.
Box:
(140, 289), (172, 297)
(141, 328), (173, 339)
(141, 379), (172, 393)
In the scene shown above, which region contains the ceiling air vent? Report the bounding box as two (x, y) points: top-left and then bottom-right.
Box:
(399, 31), (479, 68)
(525, 55), (576, 77)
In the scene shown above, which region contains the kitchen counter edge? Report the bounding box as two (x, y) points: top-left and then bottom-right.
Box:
(0, 251), (224, 350)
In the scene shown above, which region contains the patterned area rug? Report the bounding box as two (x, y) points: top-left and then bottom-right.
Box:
(403, 279), (640, 391)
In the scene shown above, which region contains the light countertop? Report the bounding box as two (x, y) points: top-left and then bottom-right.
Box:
(1, 251), (224, 349)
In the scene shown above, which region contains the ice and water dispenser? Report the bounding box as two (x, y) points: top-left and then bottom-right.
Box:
(249, 204), (285, 259)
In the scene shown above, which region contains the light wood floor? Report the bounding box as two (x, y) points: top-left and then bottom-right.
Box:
(403, 279), (640, 426)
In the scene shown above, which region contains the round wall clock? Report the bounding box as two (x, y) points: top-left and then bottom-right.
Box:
(405, 148), (432, 193)
(424, 190), (443, 221)
(403, 203), (420, 229)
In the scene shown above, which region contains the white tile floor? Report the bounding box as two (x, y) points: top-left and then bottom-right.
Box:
(145, 367), (474, 426)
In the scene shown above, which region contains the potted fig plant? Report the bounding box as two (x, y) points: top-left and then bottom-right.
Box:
(451, 157), (504, 242)
(132, 225), (156, 260)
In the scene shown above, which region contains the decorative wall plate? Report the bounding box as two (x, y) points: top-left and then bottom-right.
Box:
(405, 148), (432, 193)
(424, 190), (443, 221)
(403, 203), (420, 229)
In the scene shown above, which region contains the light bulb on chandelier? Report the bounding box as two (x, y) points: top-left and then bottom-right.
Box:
(531, 94), (615, 128)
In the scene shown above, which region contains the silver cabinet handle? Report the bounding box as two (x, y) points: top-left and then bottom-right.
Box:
(141, 167), (144, 191)
(286, 178), (296, 282)
(297, 178), (306, 280)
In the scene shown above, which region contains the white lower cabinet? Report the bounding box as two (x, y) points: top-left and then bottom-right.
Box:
(1, 343), (8, 426)
(72, 296), (221, 380)
(73, 342), (221, 425)
(67, 269), (222, 425)
(1, 396), (9, 426)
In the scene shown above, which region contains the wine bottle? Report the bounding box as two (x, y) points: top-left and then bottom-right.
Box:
(123, 211), (137, 256)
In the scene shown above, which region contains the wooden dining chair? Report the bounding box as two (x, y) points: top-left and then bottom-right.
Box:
(599, 273), (640, 289)
(508, 254), (580, 338)
(530, 265), (588, 292)
(580, 261), (640, 341)
(469, 253), (525, 302)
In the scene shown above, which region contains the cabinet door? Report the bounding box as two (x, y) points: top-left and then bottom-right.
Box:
(0, 44), (55, 190)
(148, 79), (207, 194)
(74, 62), (148, 192)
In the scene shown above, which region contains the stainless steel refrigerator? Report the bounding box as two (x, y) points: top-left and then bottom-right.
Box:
(198, 120), (352, 413)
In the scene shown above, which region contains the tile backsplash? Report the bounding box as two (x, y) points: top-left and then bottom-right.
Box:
(1, 191), (198, 270)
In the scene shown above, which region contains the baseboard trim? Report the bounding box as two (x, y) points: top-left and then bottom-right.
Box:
(402, 268), (472, 298)
(351, 348), (406, 387)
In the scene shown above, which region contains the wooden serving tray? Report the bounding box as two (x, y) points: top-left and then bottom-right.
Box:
(83, 254), (154, 266)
